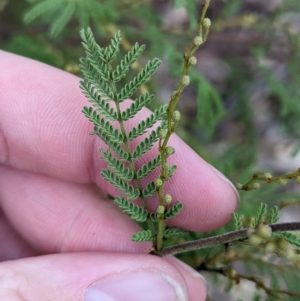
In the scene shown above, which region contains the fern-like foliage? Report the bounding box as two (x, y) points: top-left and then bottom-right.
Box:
(232, 212), (243, 230)
(24, 0), (117, 36)
(132, 230), (155, 242)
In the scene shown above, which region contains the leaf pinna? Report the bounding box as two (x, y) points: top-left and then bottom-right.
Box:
(79, 28), (184, 250)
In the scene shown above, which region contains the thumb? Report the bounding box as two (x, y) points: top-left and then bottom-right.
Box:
(0, 253), (206, 301)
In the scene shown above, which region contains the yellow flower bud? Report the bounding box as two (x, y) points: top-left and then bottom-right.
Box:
(193, 36), (203, 46)
(188, 56), (197, 65)
(181, 75), (190, 86)
(236, 183), (243, 190)
(165, 194), (172, 203)
(277, 179), (287, 186)
(203, 18), (211, 28)
(155, 178), (163, 188)
(172, 110), (181, 121)
(157, 205), (165, 214)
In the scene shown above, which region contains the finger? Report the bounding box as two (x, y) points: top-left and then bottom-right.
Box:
(0, 51), (239, 231)
(0, 253), (206, 301)
(0, 166), (147, 255)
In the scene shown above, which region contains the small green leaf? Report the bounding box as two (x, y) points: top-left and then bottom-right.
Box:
(163, 227), (188, 238)
(114, 197), (148, 222)
(100, 149), (134, 181)
(142, 181), (156, 198)
(101, 170), (139, 200)
(277, 232), (300, 248)
(269, 206), (280, 224)
(117, 58), (162, 102)
(132, 230), (155, 242)
(232, 212), (243, 230)
(137, 154), (161, 179)
(165, 202), (183, 220)
(253, 203), (268, 226)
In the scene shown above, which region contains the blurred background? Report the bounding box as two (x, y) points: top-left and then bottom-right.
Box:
(1, 0), (300, 300)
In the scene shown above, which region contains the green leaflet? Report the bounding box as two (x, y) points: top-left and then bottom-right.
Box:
(128, 104), (168, 141)
(121, 93), (155, 121)
(163, 227), (188, 238)
(268, 206), (280, 224)
(164, 202), (184, 220)
(276, 232), (300, 248)
(131, 128), (160, 160)
(137, 154), (161, 179)
(253, 203), (268, 226)
(114, 197), (148, 222)
(100, 149), (134, 181)
(82, 107), (123, 143)
(142, 181), (156, 198)
(232, 212), (243, 230)
(117, 58), (162, 102)
(112, 42), (146, 82)
(132, 230), (155, 242)
(101, 170), (140, 200)
(80, 80), (117, 120)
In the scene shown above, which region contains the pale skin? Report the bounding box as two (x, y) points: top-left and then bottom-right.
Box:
(0, 51), (239, 301)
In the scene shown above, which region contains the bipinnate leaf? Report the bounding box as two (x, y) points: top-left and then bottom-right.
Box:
(232, 212), (243, 230)
(132, 230), (154, 242)
(114, 197), (148, 222)
(121, 93), (155, 121)
(112, 42), (146, 82)
(137, 154), (161, 179)
(164, 202), (184, 220)
(131, 128), (160, 160)
(253, 203), (268, 226)
(101, 170), (139, 200)
(142, 181), (156, 198)
(105, 31), (122, 62)
(117, 58), (162, 102)
(100, 149), (134, 181)
(269, 206), (280, 224)
(82, 107), (123, 143)
(128, 104), (168, 141)
(167, 164), (177, 179)
(80, 80), (117, 120)
(163, 227), (188, 238)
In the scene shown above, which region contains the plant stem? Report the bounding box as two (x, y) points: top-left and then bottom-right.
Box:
(156, 222), (300, 256)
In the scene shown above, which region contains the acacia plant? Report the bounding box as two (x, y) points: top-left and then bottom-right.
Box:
(78, 2), (300, 299)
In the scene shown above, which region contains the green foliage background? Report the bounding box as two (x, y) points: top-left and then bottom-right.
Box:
(1, 0), (300, 300)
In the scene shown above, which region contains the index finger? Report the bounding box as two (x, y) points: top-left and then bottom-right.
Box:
(0, 51), (239, 231)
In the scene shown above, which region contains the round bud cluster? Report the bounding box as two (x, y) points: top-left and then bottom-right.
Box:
(284, 248), (295, 260)
(157, 205), (165, 214)
(253, 182), (260, 190)
(249, 235), (262, 246)
(296, 176), (300, 184)
(203, 18), (211, 28)
(236, 183), (243, 190)
(155, 178), (163, 188)
(264, 173), (272, 179)
(188, 56), (197, 65)
(265, 242), (276, 253)
(172, 110), (181, 122)
(166, 146), (175, 156)
(257, 224), (272, 239)
(181, 75), (190, 86)
(165, 194), (172, 203)
(158, 129), (167, 139)
(277, 179), (287, 186)
(163, 163), (170, 172)
(193, 36), (203, 46)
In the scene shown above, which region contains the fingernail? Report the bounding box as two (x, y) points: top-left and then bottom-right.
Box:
(84, 270), (187, 301)
(209, 164), (240, 209)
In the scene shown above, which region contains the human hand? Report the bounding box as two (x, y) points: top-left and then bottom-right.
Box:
(0, 51), (239, 301)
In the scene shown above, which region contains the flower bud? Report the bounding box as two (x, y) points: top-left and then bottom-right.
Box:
(203, 18), (211, 28)
(165, 194), (172, 203)
(265, 242), (276, 253)
(157, 205), (165, 214)
(264, 173), (272, 179)
(172, 110), (181, 121)
(249, 235), (262, 245)
(181, 75), (190, 86)
(166, 146), (175, 156)
(257, 224), (272, 239)
(193, 36), (203, 46)
(284, 248), (295, 260)
(253, 182), (260, 190)
(277, 179), (287, 186)
(158, 129), (167, 139)
(155, 178), (163, 188)
(236, 183), (243, 190)
(188, 56), (197, 65)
